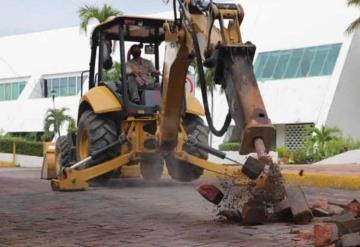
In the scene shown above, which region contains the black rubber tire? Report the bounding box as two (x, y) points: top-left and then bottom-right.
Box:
(140, 155), (164, 181)
(165, 114), (209, 182)
(76, 110), (119, 183)
(55, 135), (72, 168)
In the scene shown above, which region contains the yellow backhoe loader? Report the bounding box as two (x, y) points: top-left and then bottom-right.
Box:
(42, 0), (283, 202)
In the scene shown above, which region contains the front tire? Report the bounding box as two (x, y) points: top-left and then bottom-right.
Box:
(76, 110), (119, 183)
(165, 114), (209, 182)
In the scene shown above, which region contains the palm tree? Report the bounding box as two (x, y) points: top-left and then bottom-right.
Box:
(43, 107), (75, 138)
(78, 4), (122, 33)
(346, 0), (360, 34)
(305, 125), (341, 158)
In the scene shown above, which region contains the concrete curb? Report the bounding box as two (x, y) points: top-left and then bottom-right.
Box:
(281, 171), (360, 191)
(198, 170), (360, 191)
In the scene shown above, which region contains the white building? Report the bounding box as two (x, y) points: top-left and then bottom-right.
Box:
(0, 0), (359, 151)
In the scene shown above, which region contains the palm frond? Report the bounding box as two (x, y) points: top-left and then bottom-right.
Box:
(78, 4), (122, 33)
(78, 4), (101, 33)
(347, 0), (360, 7)
(43, 107), (74, 136)
(346, 16), (360, 34)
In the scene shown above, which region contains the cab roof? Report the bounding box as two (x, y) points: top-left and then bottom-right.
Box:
(91, 16), (173, 44)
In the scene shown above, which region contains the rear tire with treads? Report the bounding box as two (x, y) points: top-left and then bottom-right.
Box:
(55, 135), (73, 176)
(76, 110), (119, 184)
(165, 114), (209, 182)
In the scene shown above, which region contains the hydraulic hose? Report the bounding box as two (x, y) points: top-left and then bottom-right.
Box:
(177, 0), (232, 137)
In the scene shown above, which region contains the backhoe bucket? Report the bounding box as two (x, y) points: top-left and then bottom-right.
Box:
(40, 142), (57, 179)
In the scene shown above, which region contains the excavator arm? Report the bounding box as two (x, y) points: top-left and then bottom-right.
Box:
(159, 0), (275, 158)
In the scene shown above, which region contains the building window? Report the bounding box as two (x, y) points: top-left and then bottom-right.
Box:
(254, 43), (342, 81)
(46, 75), (86, 97)
(285, 123), (313, 151)
(0, 81), (27, 101)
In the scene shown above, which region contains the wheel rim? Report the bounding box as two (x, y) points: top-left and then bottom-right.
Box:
(79, 130), (89, 160)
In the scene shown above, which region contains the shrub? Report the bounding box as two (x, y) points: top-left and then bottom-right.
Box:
(291, 148), (314, 164)
(219, 142), (239, 151)
(276, 146), (290, 158)
(287, 126), (360, 164)
(0, 136), (43, 157)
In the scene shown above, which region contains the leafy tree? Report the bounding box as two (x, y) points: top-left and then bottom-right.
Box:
(43, 107), (75, 138)
(78, 4), (122, 33)
(346, 0), (360, 34)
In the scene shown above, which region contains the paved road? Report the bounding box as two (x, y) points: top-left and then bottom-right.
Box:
(0, 168), (359, 247)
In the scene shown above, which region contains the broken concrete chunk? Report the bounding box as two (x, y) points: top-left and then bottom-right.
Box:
(312, 207), (332, 217)
(197, 184), (224, 205)
(274, 186), (313, 224)
(327, 212), (355, 222)
(328, 205), (345, 215)
(337, 218), (360, 235)
(326, 213), (360, 235)
(340, 233), (360, 247)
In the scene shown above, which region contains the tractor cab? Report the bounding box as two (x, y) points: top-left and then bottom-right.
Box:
(86, 16), (172, 115)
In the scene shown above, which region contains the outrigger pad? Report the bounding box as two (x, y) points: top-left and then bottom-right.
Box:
(242, 156), (265, 180)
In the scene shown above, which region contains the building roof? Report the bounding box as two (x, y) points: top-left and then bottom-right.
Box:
(0, 26), (91, 79)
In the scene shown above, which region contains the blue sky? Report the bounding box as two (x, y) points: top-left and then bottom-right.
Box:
(0, 0), (174, 37)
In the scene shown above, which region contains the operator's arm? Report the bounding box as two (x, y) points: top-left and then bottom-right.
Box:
(148, 60), (160, 77)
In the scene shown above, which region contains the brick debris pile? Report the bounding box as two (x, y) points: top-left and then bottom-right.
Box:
(198, 183), (360, 247)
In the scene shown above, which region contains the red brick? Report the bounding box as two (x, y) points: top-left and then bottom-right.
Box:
(242, 199), (266, 225)
(313, 199), (329, 210)
(314, 223), (339, 247)
(298, 230), (314, 241)
(197, 184), (224, 205)
(344, 199), (360, 217)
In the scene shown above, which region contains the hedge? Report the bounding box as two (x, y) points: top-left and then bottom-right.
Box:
(218, 142), (240, 151)
(0, 137), (43, 157)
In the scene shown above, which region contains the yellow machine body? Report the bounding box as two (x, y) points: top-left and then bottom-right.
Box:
(45, 4), (281, 195)
(78, 85), (204, 116)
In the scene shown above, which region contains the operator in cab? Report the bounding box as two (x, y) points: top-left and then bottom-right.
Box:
(126, 44), (160, 104)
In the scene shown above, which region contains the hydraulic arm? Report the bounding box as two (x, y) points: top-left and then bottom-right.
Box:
(158, 0), (275, 157)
